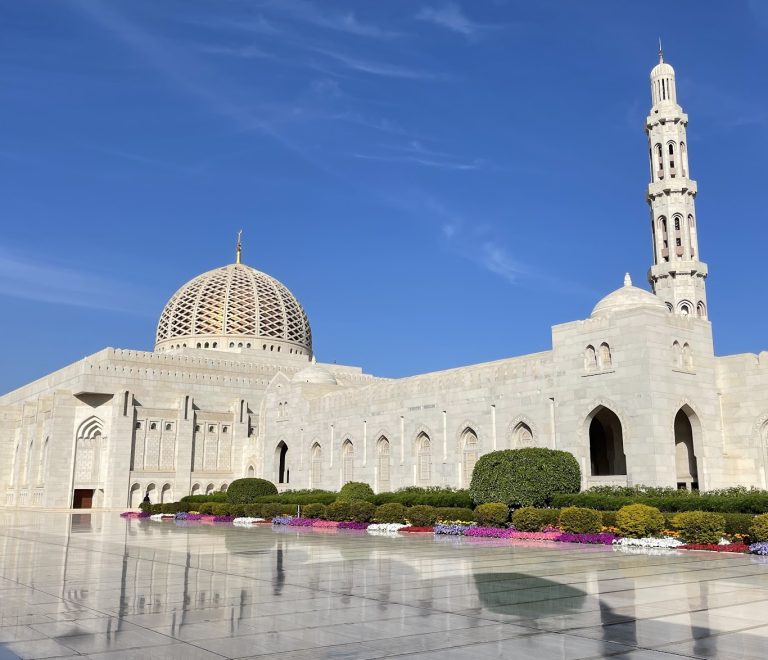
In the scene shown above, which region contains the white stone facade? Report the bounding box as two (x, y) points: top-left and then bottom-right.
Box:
(2, 55), (767, 509)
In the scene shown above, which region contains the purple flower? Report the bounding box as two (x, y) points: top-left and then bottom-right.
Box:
(749, 541), (768, 555)
(213, 515), (234, 523)
(271, 516), (292, 526)
(338, 521), (370, 530)
(288, 517), (315, 526)
(185, 513), (203, 521)
(465, 526), (516, 538)
(434, 523), (470, 536)
(555, 532), (617, 545)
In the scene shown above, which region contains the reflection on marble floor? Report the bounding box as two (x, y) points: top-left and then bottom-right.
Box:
(1, 512), (768, 658)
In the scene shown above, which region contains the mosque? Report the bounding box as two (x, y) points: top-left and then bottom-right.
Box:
(2, 54), (767, 509)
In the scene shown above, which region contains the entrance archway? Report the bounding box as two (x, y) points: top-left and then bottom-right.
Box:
(276, 441), (289, 484)
(589, 407), (627, 476)
(674, 408), (699, 490)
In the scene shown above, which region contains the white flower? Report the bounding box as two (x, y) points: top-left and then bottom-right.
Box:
(149, 514), (166, 522)
(367, 523), (406, 534)
(613, 536), (683, 549)
(233, 517), (265, 527)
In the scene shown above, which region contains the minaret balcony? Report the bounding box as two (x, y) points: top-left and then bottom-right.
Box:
(647, 179), (697, 199)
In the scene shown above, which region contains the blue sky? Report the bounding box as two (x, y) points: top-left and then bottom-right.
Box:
(1, 0), (766, 392)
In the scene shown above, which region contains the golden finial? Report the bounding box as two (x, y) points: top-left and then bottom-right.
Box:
(236, 229), (242, 264)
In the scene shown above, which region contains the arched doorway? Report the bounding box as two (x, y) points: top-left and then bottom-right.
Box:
(276, 441), (289, 484)
(129, 483), (141, 508)
(674, 408), (699, 490)
(589, 407), (627, 476)
(160, 483), (172, 503)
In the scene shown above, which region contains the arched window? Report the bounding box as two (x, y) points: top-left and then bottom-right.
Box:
(311, 443), (322, 488)
(682, 343), (693, 369)
(599, 343), (612, 369)
(376, 438), (390, 492)
(276, 441), (288, 484)
(460, 429), (478, 487)
(129, 483), (142, 508)
(679, 302), (691, 316)
(191, 483), (201, 496)
(417, 434), (432, 484)
(342, 440), (354, 484)
(675, 408), (700, 490)
(160, 483), (172, 503)
(220, 483), (228, 492)
(584, 345), (597, 372)
(38, 437), (49, 485)
(588, 406), (627, 476)
(655, 143), (663, 179)
(512, 422), (533, 447)
(659, 216), (669, 261)
(205, 483), (215, 495)
(672, 341), (683, 368)
(680, 142), (688, 176)
(247, 465), (255, 478)
(668, 142), (676, 176)
(697, 301), (706, 319)
(145, 482), (156, 502)
(24, 439), (34, 485)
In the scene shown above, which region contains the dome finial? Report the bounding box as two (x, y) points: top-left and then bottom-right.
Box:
(658, 37), (663, 63)
(624, 272), (632, 287)
(235, 229), (242, 264)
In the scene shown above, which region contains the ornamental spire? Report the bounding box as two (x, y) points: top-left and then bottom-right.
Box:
(658, 37), (663, 63)
(236, 229), (242, 264)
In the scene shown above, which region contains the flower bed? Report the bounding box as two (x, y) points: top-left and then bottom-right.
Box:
(556, 532), (616, 545)
(679, 543), (749, 553)
(271, 516), (292, 525)
(149, 513), (175, 521)
(120, 511), (143, 518)
(338, 521), (369, 530)
(399, 526), (433, 533)
(750, 541), (768, 555)
(613, 536), (683, 549)
(233, 517), (266, 526)
(367, 523), (406, 533)
(287, 517), (315, 527)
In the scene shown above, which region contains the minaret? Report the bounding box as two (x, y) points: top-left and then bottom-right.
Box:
(646, 46), (708, 318)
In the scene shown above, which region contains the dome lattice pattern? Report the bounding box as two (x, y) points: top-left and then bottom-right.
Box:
(155, 264), (312, 354)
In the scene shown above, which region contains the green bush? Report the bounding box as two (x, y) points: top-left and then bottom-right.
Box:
(338, 482), (375, 502)
(616, 504), (665, 538)
(601, 511), (618, 528)
(470, 448), (581, 508)
(408, 505), (437, 527)
(473, 503), (509, 527)
(553, 485), (768, 514)
(558, 507), (603, 534)
(180, 492), (228, 504)
(160, 503), (177, 514)
(723, 513), (755, 537)
(150, 503), (163, 514)
(374, 502), (408, 524)
(434, 507), (475, 523)
(254, 490), (338, 505)
(243, 504), (264, 518)
(672, 511), (726, 544)
(228, 504), (247, 517)
(373, 487), (473, 509)
(512, 507), (545, 532)
(211, 503), (231, 516)
(263, 503), (287, 519)
(326, 501), (352, 522)
(749, 513), (768, 542)
(226, 478), (278, 504)
(198, 502), (215, 514)
(348, 499), (376, 522)
(139, 501), (152, 513)
(302, 503), (327, 519)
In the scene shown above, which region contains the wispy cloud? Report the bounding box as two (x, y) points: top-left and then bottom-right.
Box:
(308, 45), (446, 80)
(478, 242), (527, 284)
(256, 0), (402, 39)
(0, 248), (151, 314)
(416, 2), (494, 38)
(352, 152), (482, 171)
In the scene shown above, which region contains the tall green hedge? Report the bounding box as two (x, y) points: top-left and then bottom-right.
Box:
(226, 478), (278, 504)
(552, 486), (768, 514)
(372, 487), (472, 508)
(470, 448), (581, 508)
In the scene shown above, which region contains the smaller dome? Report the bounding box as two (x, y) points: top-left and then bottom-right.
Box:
(651, 61), (675, 78)
(591, 273), (668, 318)
(292, 358), (337, 385)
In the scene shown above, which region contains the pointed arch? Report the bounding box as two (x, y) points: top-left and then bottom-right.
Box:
(376, 437), (391, 492)
(129, 482), (142, 508)
(247, 464), (255, 478)
(674, 406), (700, 490)
(416, 432), (432, 484)
(310, 442), (322, 488)
(598, 342), (612, 369)
(160, 483), (173, 503)
(586, 405), (626, 476)
(584, 345), (597, 372)
(38, 437), (49, 485)
(672, 340), (683, 367)
(459, 427), (479, 487)
(74, 416), (104, 484)
(342, 439), (354, 484)
(191, 483), (201, 496)
(275, 440), (289, 484)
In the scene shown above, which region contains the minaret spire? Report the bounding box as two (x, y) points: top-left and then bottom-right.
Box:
(645, 50), (708, 318)
(235, 229), (242, 264)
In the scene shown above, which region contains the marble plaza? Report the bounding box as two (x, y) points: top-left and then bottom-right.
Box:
(1, 511), (768, 659)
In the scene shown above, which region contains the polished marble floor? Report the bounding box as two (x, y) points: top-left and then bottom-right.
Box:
(1, 512), (768, 659)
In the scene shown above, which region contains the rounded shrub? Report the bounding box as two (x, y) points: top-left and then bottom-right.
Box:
(616, 504), (665, 538)
(469, 448), (580, 508)
(749, 513), (768, 542)
(375, 502), (407, 524)
(229, 504), (247, 517)
(326, 501), (352, 522)
(337, 482), (375, 502)
(473, 503), (509, 527)
(263, 503), (286, 519)
(348, 499), (376, 522)
(226, 478), (278, 504)
(243, 503), (264, 517)
(672, 511), (726, 544)
(211, 503), (231, 516)
(512, 507), (545, 532)
(434, 507), (475, 523)
(558, 507), (603, 534)
(198, 502), (215, 514)
(302, 503), (327, 519)
(408, 505), (437, 527)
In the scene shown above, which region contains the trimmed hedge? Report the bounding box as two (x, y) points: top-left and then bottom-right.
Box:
(338, 482), (375, 502)
(672, 511), (726, 544)
(181, 493), (228, 504)
(616, 504), (665, 538)
(348, 499), (376, 522)
(227, 478), (278, 503)
(326, 501), (352, 522)
(558, 507), (602, 534)
(473, 503), (509, 527)
(375, 503), (408, 524)
(302, 503), (327, 519)
(434, 507), (475, 522)
(512, 507), (547, 532)
(553, 486), (768, 514)
(254, 490), (338, 505)
(470, 448), (580, 508)
(408, 505), (438, 527)
(373, 487), (472, 509)
(749, 513), (768, 542)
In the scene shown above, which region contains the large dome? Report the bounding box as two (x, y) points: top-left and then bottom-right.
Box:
(591, 273), (668, 318)
(155, 263), (312, 356)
